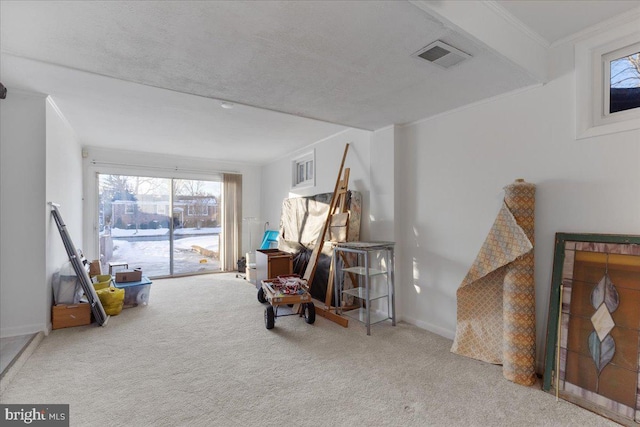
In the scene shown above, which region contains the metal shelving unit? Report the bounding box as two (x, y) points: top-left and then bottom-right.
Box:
(333, 241), (395, 335)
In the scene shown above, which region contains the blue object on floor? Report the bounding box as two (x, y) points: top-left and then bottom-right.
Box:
(259, 230), (279, 249)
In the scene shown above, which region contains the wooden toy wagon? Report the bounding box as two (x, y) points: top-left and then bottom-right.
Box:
(257, 275), (315, 329)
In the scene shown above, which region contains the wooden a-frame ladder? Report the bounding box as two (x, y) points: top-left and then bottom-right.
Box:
(302, 143), (355, 327)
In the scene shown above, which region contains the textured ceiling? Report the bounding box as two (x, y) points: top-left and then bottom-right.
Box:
(1, 1), (636, 164)
(1, 1), (535, 131)
(1, 55), (348, 165)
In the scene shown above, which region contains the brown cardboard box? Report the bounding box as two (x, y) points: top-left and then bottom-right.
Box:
(115, 269), (142, 283)
(52, 303), (91, 329)
(89, 260), (102, 276)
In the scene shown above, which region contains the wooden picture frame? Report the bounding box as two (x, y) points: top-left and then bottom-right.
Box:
(543, 233), (640, 425)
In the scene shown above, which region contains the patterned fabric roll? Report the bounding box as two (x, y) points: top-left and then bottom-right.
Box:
(502, 180), (536, 385)
(451, 179), (536, 386)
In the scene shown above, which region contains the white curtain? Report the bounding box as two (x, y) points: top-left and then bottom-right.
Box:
(221, 173), (242, 271)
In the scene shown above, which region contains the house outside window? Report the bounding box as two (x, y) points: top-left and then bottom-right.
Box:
(198, 205), (209, 216)
(187, 205), (209, 216)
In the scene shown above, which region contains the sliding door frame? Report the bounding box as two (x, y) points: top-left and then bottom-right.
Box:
(93, 167), (225, 278)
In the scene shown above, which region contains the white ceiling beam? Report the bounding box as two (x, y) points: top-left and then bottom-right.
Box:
(410, 0), (549, 84)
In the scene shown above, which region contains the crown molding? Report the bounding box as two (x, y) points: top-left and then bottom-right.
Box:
(483, 1), (550, 49)
(551, 7), (640, 48)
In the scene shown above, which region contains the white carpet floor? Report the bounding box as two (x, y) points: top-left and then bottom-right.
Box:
(0, 273), (617, 426)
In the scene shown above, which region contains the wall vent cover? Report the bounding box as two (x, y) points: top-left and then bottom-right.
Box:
(413, 40), (471, 69)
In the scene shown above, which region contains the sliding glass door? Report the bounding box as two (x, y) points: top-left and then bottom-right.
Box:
(172, 179), (220, 275)
(98, 174), (222, 277)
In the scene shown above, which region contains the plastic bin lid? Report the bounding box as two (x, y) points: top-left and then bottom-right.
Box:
(113, 278), (152, 288)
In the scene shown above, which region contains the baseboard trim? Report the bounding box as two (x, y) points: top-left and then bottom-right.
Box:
(400, 316), (546, 376)
(399, 315), (455, 340)
(0, 331), (44, 394)
(1, 323), (45, 339)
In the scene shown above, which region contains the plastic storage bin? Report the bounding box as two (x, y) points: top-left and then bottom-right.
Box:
(113, 278), (152, 307)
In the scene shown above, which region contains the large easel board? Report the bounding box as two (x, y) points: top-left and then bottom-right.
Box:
(50, 203), (108, 326)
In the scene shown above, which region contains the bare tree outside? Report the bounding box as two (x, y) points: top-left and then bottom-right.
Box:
(611, 52), (640, 88)
(610, 51), (640, 114)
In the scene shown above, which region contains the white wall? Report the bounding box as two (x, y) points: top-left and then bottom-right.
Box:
(395, 35), (640, 370)
(370, 126), (395, 243)
(46, 98), (84, 330)
(82, 147), (262, 259)
(0, 90), (47, 337)
(260, 128), (373, 244)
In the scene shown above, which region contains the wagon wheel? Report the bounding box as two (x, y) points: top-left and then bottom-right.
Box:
(257, 287), (267, 304)
(265, 305), (275, 329)
(303, 303), (315, 324)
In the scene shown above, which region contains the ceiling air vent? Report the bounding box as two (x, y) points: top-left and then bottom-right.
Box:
(413, 40), (471, 69)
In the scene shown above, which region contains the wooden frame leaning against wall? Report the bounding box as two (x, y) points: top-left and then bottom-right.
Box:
(542, 232), (640, 426)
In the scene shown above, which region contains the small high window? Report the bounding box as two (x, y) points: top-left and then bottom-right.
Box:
(605, 46), (640, 115)
(291, 150), (315, 189)
(575, 22), (640, 139)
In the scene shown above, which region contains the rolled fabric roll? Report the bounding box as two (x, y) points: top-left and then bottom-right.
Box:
(502, 180), (536, 385)
(451, 179), (536, 386)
